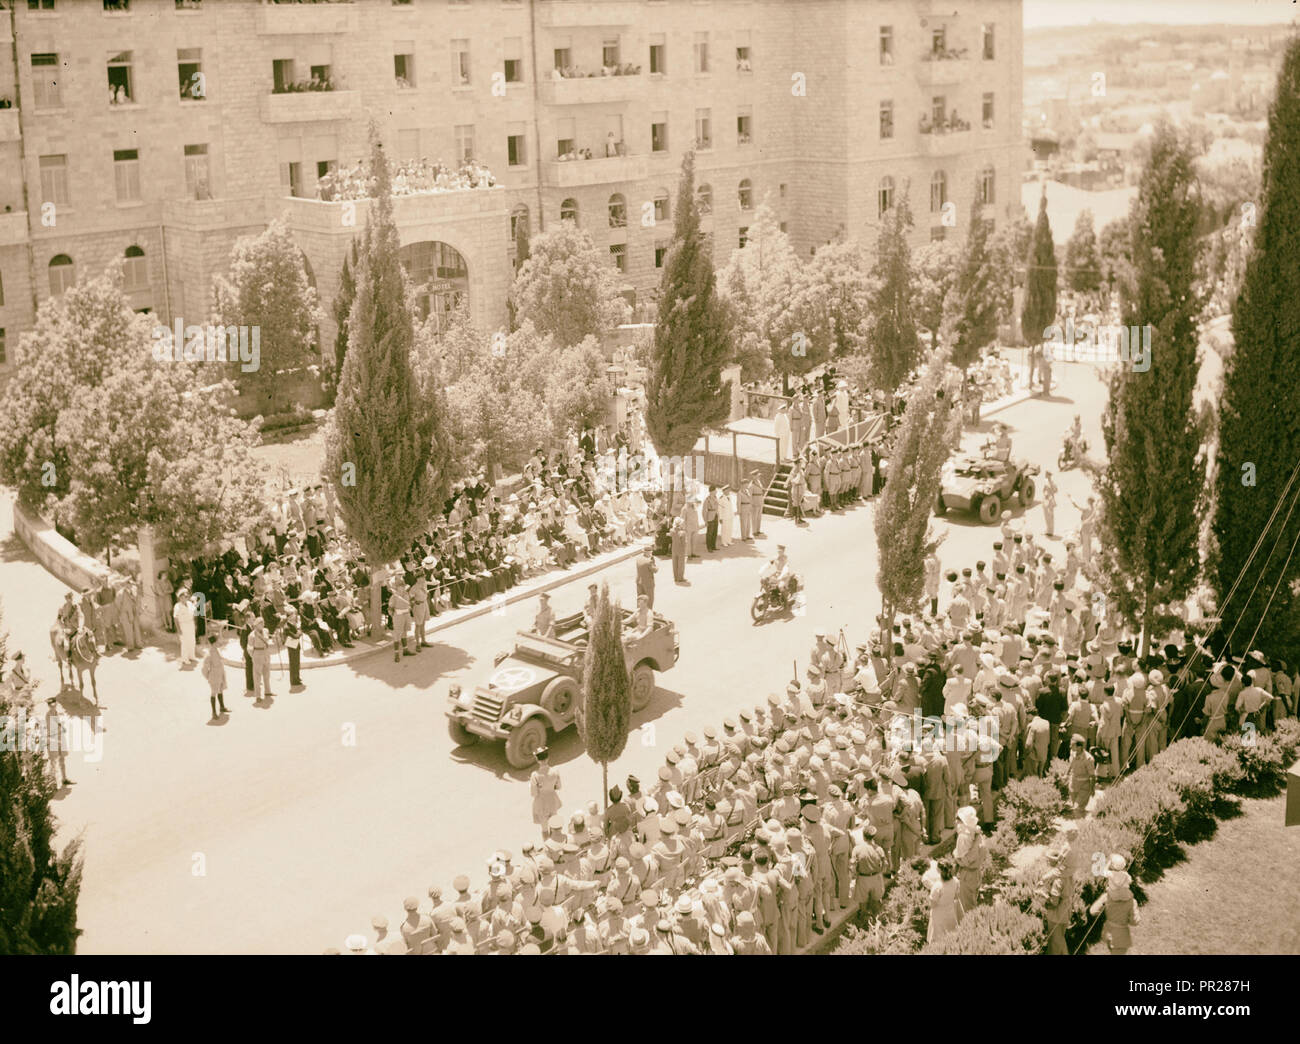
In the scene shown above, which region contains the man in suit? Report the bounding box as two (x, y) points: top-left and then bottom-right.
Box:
(703, 487), (720, 553)
(737, 481), (753, 541)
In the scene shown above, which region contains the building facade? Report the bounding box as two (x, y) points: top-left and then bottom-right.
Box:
(0, 0), (1025, 376)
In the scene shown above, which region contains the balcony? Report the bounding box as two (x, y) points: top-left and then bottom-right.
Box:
(538, 73), (640, 106)
(544, 153), (646, 188)
(917, 121), (972, 156)
(916, 53), (968, 86)
(256, 1), (357, 35)
(260, 89), (360, 124)
(536, 0), (638, 27)
(162, 197), (265, 231)
(0, 110), (19, 143)
(0, 211), (29, 245)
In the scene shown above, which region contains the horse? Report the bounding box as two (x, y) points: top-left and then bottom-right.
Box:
(50, 625), (100, 703)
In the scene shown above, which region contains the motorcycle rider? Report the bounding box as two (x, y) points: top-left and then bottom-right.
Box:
(761, 545), (791, 593)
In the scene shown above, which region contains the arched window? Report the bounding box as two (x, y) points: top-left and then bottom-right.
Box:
(123, 244), (149, 292)
(48, 254), (75, 296)
(929, 170), (947, 213)
(560, 197), (579, 224)
(738, 178), (753, 210)
(608, 192), (627, 228)
(979, 165), (996, 205)
(878, 176), (895, 218)
(696, 183), (712, 216)
(399, 240), (469, 335)
(653, 189), (670, 224)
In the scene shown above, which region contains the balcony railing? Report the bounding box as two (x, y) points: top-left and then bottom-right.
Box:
(544, 152), (647, 188)
(257, 1), (357, 35)
(918, 117), (972, 154)
(538, 71), (640, 105)
(916, 51), (967, 85)
(260, 89), (360, 123)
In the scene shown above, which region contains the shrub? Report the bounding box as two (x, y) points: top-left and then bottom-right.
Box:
(835, 918), (923, 955)
(921, 900), (1044, 954)
(1273, 718), (1300, 762)
(1044, 759), (1072, 801)
(878, 862), (932, 942)
(1000, 775), (1071, 842)
(1223, 733), (1289, 795)
(259, 406), (315, 433)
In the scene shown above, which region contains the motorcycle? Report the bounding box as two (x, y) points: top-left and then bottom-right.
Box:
(1058, 433), (1088, 471)
(751, 573), (804, 623)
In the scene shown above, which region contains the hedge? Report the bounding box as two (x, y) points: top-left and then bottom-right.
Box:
(832, 716), (1300, 954)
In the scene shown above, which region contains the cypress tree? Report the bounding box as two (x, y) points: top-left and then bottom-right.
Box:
(333, 238), (359, 378)
(950, 185), (999, 370)
(326, 133), (447, 627)
(646, 152), (732, 499)
(1021, 187), (1057, 354)
(868, 192), (920, 394)
(1095, 123), (1207, 656)
(1214, 38), (1300, 660)
(576, 583), (632, 810)
(1064, 208), (1101, 293)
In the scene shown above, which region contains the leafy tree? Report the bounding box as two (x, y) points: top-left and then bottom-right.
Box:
(810, 238), (875, 358)
(1021, 189), (1058, 353)
(646, 151), (732, 491)
(508, 222), (629, 347)
(874, 350), (961, 639)
(949, 187), (999, 370)
(325, 135), (448, 627)
(1096, 122), (1208, 656)
(1097, 217), (1132, 298)
(1214, 38), (1300, 660)
(986, 206), (1033, 331)
(546, 337), (615, 436)
(435, 299), (484, 386)
(446, 369), (552, 479)
(332, 239), (360, 380)
(0, 603), (85, 954)
(865, 194), (919, 393)
(1064, 208), (1101, 293)
(576, 582), (632, 810)
(0, 266), (144, 508)
(211, 217), (320, 417)
(911, 239), (961, 346)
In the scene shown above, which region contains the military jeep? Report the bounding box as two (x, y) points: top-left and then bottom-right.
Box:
(446, 610), (679, 769)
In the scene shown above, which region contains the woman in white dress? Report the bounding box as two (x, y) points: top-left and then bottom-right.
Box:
(718, 485), (735, 548)
(173, 589), (197, 666)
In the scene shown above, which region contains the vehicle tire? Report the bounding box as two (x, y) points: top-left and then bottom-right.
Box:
(751, 595), (767, 623)
(1019, 478), (1035, 506)
(447, 719), (479, 747)
(540, 677), (577, 718)
(935, 494), (948, 516)
(631, 664), (656, 712)
(505, 717), (548, 769)
(978, 494), (1001, 524)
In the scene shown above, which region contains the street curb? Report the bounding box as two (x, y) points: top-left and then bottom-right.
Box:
(217, 542), (647, 671)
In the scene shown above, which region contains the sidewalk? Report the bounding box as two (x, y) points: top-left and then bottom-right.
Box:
(214, 539), (646, 670)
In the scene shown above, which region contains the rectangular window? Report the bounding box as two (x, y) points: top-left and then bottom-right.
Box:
(114, 148), (141, 203)
(983, 23), (995, 60)
(779, 222), (787, 233)
(602, 37), (620, 69)
(879, 100), (893, 139)
(982, 92), (995, 129)
(931, 28), (946, 55)
(650, 113), (668, 153)
(108, 50), (134, 104)
(655, 240), (668, 269)
(980, 168), (996, 205)
(779, 183), (787, 198)
(880, 25), (893, 65)
(451, 39), (470, 86)
(123, 253), (148, 292)
(0, 272), (4, 307)
(455, 124), (475, 163)
(395, 44), (415, 88)
(316, 158), (336, 181)
(735, 30), (751, 71)
(932, 95), (945, 127)
(693, 32), (709, 74)
(285, 161), (303, 198)
(736, 106), (752, 145)
(28, 1), (56, 10)
(504, 37), (523, 83)
(649, 35), (665, 75)
(553, 46), (571, 71)
(507, 123), (527, 166)
(0, 329), (5, 367)
(31, 53), (61, 109)
(39, 154), (69, 206)
(273, 58), (295, 93)
(610, 242), (626, 273)
(556, 116), (575, 157)
(309, 64), (331, 87)
(184, 143), (210, 200)
(104, 0), (131, 10)
(695, 108), (712, 150)
(178, 48), (204, 100)
(739, 226), (749, 248)
(930, 226), (946, 242)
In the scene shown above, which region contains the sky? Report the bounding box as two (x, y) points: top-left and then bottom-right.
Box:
(1023, 0), (1299, 28)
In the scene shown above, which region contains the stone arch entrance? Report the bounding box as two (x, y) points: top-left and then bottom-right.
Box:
(399, 240), (469, 337)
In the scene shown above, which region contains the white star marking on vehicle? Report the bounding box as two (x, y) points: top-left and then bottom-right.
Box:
(490, 666), (536, 691)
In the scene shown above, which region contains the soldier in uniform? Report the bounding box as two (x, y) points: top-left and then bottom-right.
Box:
(389, 578), (412, 662)
(281, 607), (304, 689)
(409, 567), (430, 648)
(250, 618), (273, 700)
(850, 822), (887, 913)
(399, 895), (433, 953)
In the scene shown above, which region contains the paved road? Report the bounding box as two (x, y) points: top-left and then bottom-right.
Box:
(0, 359), (1111, 954)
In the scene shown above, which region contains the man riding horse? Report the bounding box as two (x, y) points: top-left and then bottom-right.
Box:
(50, 621), (100, 703)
